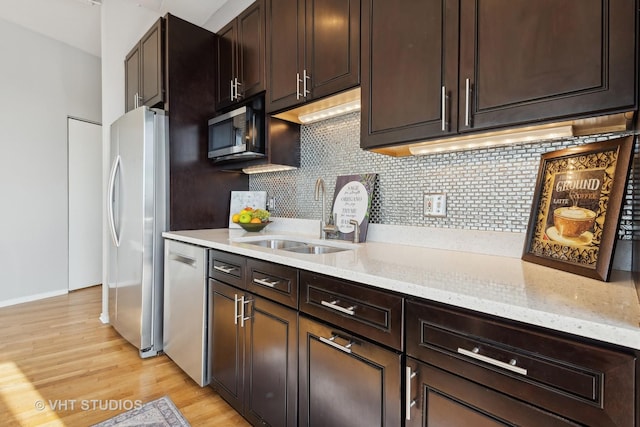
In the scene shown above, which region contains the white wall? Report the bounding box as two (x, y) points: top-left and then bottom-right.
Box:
(202, 0), (254, 32)
(0, 17), (101, 306)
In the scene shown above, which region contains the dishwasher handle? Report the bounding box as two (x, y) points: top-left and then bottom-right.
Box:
(169, 253), (197, 268)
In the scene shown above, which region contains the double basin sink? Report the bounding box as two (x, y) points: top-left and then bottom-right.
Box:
(233, 236), (357, 255)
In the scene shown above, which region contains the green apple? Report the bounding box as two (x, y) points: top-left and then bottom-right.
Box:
(239, 213), (252, 224)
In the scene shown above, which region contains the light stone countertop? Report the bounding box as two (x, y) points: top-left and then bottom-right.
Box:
(163, 224), (640, 351)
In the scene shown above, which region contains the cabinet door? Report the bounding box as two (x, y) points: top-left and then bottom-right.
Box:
(238, 0), (266, 101)
(265, 0), (305, 112)
(361, 0), (459, 149)
(298, 316), (401, 426)
(215, 20), (237, 111)
(406, 358), (580, 426)
(244, 296), (298, 427)
(124, 44), (140, 112)
(140, 18), (164, 108)
(459, 0), (636, 132)
(305, 0), (360, 100)
(209, 279), (244, 414)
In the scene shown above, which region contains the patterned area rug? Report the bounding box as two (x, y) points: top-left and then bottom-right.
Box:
(91, 396), (190, 427)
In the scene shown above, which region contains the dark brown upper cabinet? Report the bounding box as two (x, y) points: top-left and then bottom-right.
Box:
(216, 0), (266, 112)
(265, 0), (360, 113)
(361, 0), (638, 150)
(125, 18), (164, 112)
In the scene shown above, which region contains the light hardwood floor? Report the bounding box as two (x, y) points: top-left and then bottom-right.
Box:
(0, 285), (249, 426)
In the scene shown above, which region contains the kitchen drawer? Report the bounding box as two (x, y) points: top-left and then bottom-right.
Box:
(406, 299), (636, 427)
(300, 271), (403, 351)
(247, 258), (298, 309)
(208, 249), (245, 289)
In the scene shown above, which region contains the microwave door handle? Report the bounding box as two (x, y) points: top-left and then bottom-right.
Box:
(252, 114), (256, 148)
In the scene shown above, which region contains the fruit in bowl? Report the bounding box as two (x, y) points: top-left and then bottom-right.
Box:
(232, 207), (271, 232)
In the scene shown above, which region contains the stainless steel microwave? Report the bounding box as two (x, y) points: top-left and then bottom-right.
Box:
(207, 95), (266, 162)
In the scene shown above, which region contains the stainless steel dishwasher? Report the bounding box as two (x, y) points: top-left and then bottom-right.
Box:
(163, 239), (209, 386)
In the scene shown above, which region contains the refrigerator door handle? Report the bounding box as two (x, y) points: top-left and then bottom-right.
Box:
(107, 154), (121, 247)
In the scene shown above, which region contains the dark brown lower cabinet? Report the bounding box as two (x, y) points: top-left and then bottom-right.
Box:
(298, 315), (401, 426)
(209, 279), (297, 427)
(406, 357), (579, 426)
(406, 299), (637, 427)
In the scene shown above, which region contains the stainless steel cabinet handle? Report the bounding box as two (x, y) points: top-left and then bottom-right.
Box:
(240, 295), (252, 328)
(234, 77), (242, 99)
(169, 253), (197, 268)
(441, 86), (447, 131)
(321, 299), (356, 316)
(319, 335), (353, 354)
(405, 366), (417, 421)
(234, 294), (239, 325)
(253, 278), (280, 288)
(457, 347), (528, 375)
(296, 72), (301, 100)
(213, 264), (236, 274)
(303, 69), (311, 97)
(230, 80), (235, 101)
(465, 78), (471, 127)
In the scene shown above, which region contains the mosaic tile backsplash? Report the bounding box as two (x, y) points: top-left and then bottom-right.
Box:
(250, 112), (637, 240)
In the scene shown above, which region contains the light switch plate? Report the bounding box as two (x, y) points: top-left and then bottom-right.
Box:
(424, 193), (447, 217)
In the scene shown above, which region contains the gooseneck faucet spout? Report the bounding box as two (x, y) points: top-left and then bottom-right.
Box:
(315, 178), (326, 238)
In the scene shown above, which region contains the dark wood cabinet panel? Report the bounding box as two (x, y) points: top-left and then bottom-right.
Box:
(140, 19), (163, 108)
(265, 0), (360, 113)
(406, 299), (637, 427)
(361, 0), (638, 151)
(265, 0), (305, 112)
(406, 358), (580, 427)
(305, 0), (360, 100)
(163, 14), (248, 230)
(237, 1), (266, 102)
(209, 279), (244, 414)
(298, 315), (401, 426)
(247, 258), (298, 308)
(458, 0), (637, 132)
(124, 46), (140, 113)
(216, 0), (266, 112)
(215, 21), (236, 109)
(124, 18), (163, 112)
(361, 0), (458, 148)
(244, 295), (298, 427)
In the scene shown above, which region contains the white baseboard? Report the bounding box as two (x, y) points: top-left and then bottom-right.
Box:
(0, 289), (69, 308)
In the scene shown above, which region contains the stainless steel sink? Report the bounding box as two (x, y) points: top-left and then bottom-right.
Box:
(241, 238), (352, 254)
(245, 239), (306, 250)
(282, 245), (348, 254)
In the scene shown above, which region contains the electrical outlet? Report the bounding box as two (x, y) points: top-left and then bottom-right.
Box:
(268, 197), (275, 211)
(424, 193), (447, 217)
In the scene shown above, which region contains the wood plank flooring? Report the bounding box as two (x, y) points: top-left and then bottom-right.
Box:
(0, 285), (249, 426)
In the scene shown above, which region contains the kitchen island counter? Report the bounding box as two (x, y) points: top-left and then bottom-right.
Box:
(163, 227), (640, 351)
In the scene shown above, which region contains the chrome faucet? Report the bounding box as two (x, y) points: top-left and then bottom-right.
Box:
(349, 219), (360, 243)
(315, 178), (338, 239)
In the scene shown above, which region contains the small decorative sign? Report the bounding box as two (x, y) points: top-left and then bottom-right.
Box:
(522, 136), (634, 281)
(331, 174), (377, 242)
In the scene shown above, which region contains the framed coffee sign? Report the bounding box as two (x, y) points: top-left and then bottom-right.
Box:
(522, 136), (634, 281)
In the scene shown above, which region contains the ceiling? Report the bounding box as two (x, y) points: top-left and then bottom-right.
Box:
(0, 0), (229, 57)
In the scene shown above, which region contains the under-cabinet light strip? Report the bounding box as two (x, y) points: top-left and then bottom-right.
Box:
(408, 125), (574, 156)
(298, 100), (361, 124)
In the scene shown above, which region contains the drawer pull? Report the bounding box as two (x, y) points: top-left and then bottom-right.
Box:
(253, 277), (280, 288)
(321, 299), (356, 316)
(214, 264), (237, 274)
(457, 347), (528, 376)
(319, 335), (353, 354)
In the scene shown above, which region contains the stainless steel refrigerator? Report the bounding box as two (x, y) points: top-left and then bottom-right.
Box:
(107, 106), (168, 358)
